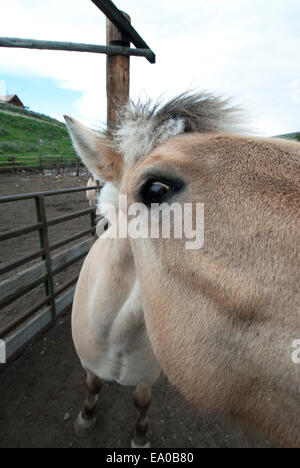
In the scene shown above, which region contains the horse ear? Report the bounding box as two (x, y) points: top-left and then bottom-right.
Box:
(64, 116), (123, 182)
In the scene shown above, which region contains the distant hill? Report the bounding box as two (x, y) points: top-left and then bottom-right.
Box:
(1, 102), (298, 169)
(0, 102), (76, 166)
(274, 132), (300, 142)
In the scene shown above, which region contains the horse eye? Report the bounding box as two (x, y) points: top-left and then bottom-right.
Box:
(141, 181), (171, 205)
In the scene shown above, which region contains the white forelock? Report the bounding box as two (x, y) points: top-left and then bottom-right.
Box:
(113, 117), (185, 165)
(110, 92), (246, 165)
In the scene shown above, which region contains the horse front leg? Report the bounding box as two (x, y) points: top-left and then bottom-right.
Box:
(74, 369), (103, 438)
(131, 382), (152, 448)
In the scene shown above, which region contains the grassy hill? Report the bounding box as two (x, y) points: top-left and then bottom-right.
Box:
(274, 132), (300, 141)
(0, 103), (77, 168)
(1, 102), (298, 169)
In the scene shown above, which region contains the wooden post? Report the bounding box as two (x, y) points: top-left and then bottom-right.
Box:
(35, 196), (56, 324)
(9, 156), (15, 175)
(56, 158), (60, 176)
(106, 12), (131, 129)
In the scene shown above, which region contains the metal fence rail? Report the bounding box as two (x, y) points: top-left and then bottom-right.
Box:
(0, 185), (100, 362)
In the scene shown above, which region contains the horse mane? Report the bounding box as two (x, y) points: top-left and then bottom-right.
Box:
(112, 91), (243, 164)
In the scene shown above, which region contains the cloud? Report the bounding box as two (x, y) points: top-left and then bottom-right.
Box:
(0, 79), (7, 96)
(0, 0), (299, 135)
(292, 79), (300, 104)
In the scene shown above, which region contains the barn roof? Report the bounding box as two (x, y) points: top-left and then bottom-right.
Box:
(0, 94), (17, 102)
(0, 94), (25, 107)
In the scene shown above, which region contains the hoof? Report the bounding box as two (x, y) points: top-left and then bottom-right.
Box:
(130, 438), (151, 449)
(73, 412), (97, 438)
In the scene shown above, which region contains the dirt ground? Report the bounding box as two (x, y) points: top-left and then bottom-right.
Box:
(0, 171), (273, 448)
(0, 313), (274, 449)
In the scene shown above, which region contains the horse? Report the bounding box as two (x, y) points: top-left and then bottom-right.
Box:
(65, 92), (300, 448)
(86, 176), (98, 208)
(86, 175), (101, 214)
(67, 127), (162, 449)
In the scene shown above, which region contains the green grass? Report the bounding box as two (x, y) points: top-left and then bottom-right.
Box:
(274, 132), (300, 142)
(0, 103), (77, 167)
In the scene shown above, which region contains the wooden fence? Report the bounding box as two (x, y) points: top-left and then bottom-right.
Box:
(0, 186), (99, 363)
(0, 155), (83, 174)
(0, 0), (155, 128)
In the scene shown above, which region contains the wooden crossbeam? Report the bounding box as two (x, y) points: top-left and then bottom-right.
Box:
(90, 0), (155, 63)
(0, 37), (154, 61)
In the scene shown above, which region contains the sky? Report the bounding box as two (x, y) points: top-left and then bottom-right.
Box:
(0, 0), (299, 136)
